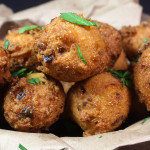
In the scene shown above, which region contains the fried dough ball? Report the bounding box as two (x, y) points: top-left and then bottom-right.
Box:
(4, 27), (40, 71)
(112, 50), (128, 70)
(120, 21), (150, 60)
(67, 72), (130, 136)
(134, 43), (150, 111)
(0, 47), (11, 85)
(4, 73), (65, 132)
(37, 14), (122, 82)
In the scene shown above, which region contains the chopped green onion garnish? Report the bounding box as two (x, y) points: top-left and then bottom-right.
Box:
(77, 46), (87, 65)
(141, 117), (149, 124)
(19, 144), (27, 150)
(11, 68), (27, 78)
(142, 37), (149, 44)
(11, 68), (37, 78)
(4, 40), (9, 50)
(18, 25), (42, 34)
(99, 136), (103, 138)
(28, 78), (40, 84)
(108, 69), (132, 88)
(60, 12), (100, 27)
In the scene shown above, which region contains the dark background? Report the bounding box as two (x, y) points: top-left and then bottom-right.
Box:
(0, 0), (150, 14)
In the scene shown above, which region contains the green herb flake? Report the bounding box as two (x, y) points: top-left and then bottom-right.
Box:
(11, 68), (27, 78)
(77, 46), (87, 65)
(108, 69), (133, 88)
(18, 25), (42, 34)
(141, 117), (149, 124)
(11, 68), (38, 78)
(19, 144), (27, 150)
(142, 37), (149, 44)
(99, 136), (103, 138)
(28, 78), (40, 84)
(4, 40), (9, 50)
(133, 55), (141, 63)
(60, 12), (100, 27)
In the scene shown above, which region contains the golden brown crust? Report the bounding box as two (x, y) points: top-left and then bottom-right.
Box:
(67, 72), (130, 136)
(97, 22), (122, 68)
(120, 21), (150, 60)
(0, 40), (3, 47)
(0, 47), (11, 84)
(112, 50), (128, 70)
(134, 45), (150, 111)
(4, 27), (40, 71)
(4, 73), (65, 132)
(36, 15), (122, 82)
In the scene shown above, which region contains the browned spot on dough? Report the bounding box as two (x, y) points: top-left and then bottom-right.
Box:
(83, 102), (87, 107)
(77, 105), (81, 111)
(87, 98), (92, 102)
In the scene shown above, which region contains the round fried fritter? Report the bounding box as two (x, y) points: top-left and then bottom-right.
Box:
(120, 21), (150, 60)
(36, 14), (122, 82)
(134, 44), (150, 111)
(67, 72), (130, 136)
(4, 27), (40, 71)
(4, 73), (65, 132)
(112, 50), (128, 70)
(0, 47), (11, 85)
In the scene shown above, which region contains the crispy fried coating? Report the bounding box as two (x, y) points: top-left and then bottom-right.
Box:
(4, 27), (40, 71)
(36, 15), (122, 82)
(4, 73), (65, 132)
(120, 21), (150, 60)
(0, 47), (11, 84)
(97, 22), (122, 68)
(112, 50), (128, 70)
(134, 44), (150, 111)
(0, 40), (3, 47)
(67, 72), (130, 136)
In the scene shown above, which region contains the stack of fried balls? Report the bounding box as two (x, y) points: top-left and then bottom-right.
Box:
(0, 13), (149, 137)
